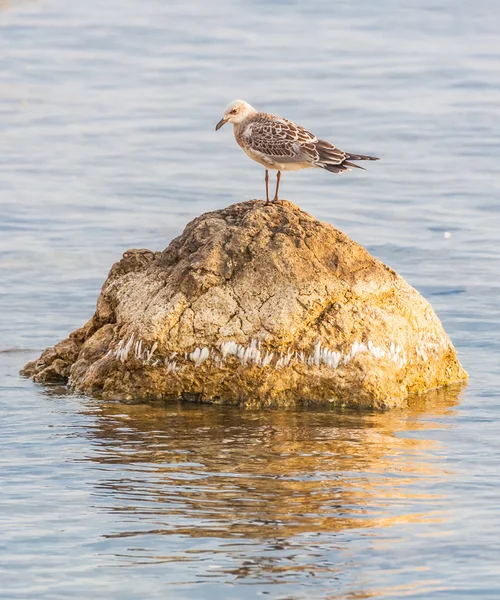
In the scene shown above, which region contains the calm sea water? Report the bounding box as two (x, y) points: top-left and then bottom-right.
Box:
(1, 0), (500, 598)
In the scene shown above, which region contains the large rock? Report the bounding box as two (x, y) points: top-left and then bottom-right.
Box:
(22, 200), (467, 409)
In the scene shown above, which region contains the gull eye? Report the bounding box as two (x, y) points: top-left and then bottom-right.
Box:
(230, 108), (238, 114)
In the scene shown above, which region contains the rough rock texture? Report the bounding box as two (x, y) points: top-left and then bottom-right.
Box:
(22, 200), (467, 409)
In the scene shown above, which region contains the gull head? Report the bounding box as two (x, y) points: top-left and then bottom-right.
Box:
(215, 99), (257, 130)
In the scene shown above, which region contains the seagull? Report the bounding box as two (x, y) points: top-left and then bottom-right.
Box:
(216, 99), (379, 203)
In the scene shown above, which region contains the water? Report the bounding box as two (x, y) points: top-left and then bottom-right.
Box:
(1, 0), (500, 597)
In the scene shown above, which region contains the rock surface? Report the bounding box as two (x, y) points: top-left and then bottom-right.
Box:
(22, 200), (467, 409)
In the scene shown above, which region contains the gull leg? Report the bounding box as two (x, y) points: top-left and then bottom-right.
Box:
(265, 169), (270, 204)
(273, 171), (281, 202)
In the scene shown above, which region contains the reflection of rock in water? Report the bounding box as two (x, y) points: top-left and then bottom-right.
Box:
(23, 200), (467, 409)
(84, 384), (463, 550)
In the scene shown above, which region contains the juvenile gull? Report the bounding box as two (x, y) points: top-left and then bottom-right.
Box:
(216, 99), (379, 203)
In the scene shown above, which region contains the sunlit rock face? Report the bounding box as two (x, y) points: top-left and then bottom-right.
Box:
(22, 200), (467, 409)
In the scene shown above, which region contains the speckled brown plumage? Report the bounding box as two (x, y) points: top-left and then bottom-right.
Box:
(216, 99), (379, 202)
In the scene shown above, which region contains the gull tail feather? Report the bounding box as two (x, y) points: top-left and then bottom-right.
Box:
(322, 163), (352, 174)
(346, 152), (379, 162)
(322, 152), (379, 174)
(343, 161), (366, 171)
(315, 140), (379, 173)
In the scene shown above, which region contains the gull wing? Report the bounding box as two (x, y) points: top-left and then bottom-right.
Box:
(241, 114), (351, 169)
(241, 114), (321, 163)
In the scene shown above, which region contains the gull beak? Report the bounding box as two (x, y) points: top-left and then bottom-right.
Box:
(215, 117), (228, 131)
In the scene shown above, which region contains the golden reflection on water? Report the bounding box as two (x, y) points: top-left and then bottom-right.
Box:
(84, 386), (463, 545)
